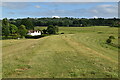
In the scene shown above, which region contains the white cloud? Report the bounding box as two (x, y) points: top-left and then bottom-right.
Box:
(93, 16), (98, 18)
(35, 5), (41, 8)
(18, 3), (118, 18)
(1, 2), (118, 18)
(95, 4), (118, 14)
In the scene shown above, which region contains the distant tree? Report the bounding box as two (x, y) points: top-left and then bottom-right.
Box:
(20, 18), (34, 30)
(42, 29), (47, 34)
(55, 26), (59, 33)
(47, 25), (59, 34)
(111, 21), (120, 27)
(6, 17), (120, 28)
(10, 24), (18, 34)
(2, 18), (10, 37)
(2, 26), (10, 37)
(0, 20), (2, 37)
(18, 25), (27, 38)
(106, 38), (112, 44)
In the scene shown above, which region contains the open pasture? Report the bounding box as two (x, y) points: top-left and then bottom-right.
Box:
(2, 26), (118, 78)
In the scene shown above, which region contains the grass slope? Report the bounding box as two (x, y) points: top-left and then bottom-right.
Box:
(2, 26), (118, 78)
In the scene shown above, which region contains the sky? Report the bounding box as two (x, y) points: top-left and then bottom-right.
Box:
(1, 0), (120, 2)
(0, 2), (119, 19)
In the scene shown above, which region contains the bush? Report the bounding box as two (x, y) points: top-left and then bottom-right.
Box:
(106, 39), (112, 44)
(12, 35), (21, 39)
(47, 25), (59, 34)
(61, 32), (64, 34)
(42, 29), (47, 34)
(2, 35), (21, 39)
(97, 32), (103, 34)
(109, 36), (115, 39)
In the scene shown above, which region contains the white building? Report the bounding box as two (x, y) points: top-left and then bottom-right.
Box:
(27, 30), (41, 36)
(52, 16), (60, 18)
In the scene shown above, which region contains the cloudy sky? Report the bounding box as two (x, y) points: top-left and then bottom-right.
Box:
(1, 2), (119, 19)
(1, 0), (120, 2)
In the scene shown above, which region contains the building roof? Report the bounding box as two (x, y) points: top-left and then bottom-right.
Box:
(28, 30), (41, 33)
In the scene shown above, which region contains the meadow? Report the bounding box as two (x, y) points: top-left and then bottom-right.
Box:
(2, 26), (118, 78)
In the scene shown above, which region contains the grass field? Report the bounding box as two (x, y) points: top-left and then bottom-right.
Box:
(2, 26), (118, 78)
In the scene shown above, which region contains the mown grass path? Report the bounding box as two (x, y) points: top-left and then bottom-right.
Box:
(2, 27), (118, 78)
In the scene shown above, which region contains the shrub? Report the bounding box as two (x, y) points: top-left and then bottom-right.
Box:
(2, 35), (21, 39)
(12, 35), (21, 39)
(47, 25), (59, 34)
(42, 29), (47, 34)
(18, 25), (27, 38)
(106, 39), (112, 44)
(97, 32), (103, 34)
(61, 32), (64, 34)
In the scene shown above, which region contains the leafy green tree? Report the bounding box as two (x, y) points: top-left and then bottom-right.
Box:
(18, 25), (27, 38)
(20, 18), (34, 30)
(42, 29), (47, 34)
(111, 21), (120, 27)
(2, 18), (9, 26)
(2, 18), (10, 37)
(2, 27), (10, 37)
(10, 24), (18, 34)
(55, 26), (59, 33)
(47, 25), (59, 34)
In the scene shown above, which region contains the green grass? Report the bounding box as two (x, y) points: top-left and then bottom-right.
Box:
(2, 26), (118, 78)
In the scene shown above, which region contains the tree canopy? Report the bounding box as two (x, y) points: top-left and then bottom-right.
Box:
(10, 24), (18, 34)
(18, 25), (27, 38)
(2, 18), (10, 37)
(47, 25), (59, 34)
(1, 17), (119, 39)
(8, 17), (120, 27)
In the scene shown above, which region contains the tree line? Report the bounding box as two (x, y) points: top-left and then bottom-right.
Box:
(1, 17), (119, 39)
(2, 18), (28, 38)
(7, 17), (120, 30)
(1, 18), (59, 39)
